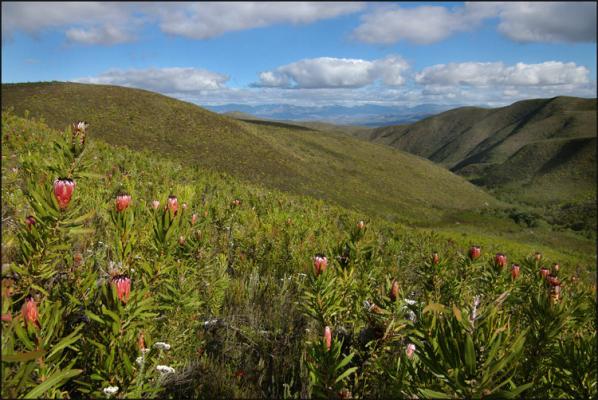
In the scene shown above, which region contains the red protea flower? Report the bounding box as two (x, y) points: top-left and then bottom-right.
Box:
(540, 267), (550, 279)
(112, 276), (131, 303)
(25, 215), (36, 230)
(432, 252), (440, 265)
(313, 255), (328, 276)
(357, 220), (365, 230)
(511, 264), (520, 279)
(151, 200), (160, 210)
(324, 326), (332, 351)
(469, 245), (481, 260)
(191, 213), (198, 225)
(494, 253), (507, 269)
(166, 195), (178, 215)
(21, 295), (40, 329)
(389, 280), (399, 301)
(115, 193), (132, 212)
(547, 275), (560, 287)
(406, 343), (416, 359)
(53, 178), (76, 210)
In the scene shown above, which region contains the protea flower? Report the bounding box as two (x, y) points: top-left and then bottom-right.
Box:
(389, 280), (399, 301)
(550, 285), (561, 304)
(115, 193), (132, 212)
(112, 276), (131, 303)
(534, 252), (542, 262)
(191, 213), (198, 225)
(540, 267), (550, 279)
(76, 121), (89, 133)
(231, 199), (241, 207)
(547, 275), (560, 287)
(313, 254), (327, 276)
(357, 220), (365, 230)
(21, 295), (39, 328)
(151, 200), (160, 210)
(469, 245), (481, 260)
(494, 253), (507, 269)
(53, 178), (76, 210)
(432, 252), (439, 265)
(178, 236), (186, 246)
(324, 326), (332, 351)
(73, 252), (83, 267)
(511, 264), (520, 279)
(406, 343), (416, 359)
(166, 195), (178, 215)
(138, 332), (146, 351)
(25, 215), (36, 230)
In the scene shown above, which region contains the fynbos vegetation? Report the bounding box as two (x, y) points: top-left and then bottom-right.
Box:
(1, 112), (596, 398)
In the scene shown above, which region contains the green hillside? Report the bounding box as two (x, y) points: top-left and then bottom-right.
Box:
(1, 82), (497, 224)
(1, 111), (595, 399)
(369, 96), (597, 205)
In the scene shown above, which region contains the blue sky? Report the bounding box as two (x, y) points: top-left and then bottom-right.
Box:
(2, 2), (596, 107)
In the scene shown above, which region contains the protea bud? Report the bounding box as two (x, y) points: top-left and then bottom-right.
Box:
(182, 202), (188, 211)
(231, 199), (241, 207)
(191, 213), (198, 225)
(151, 200), (160, 210)
(53, 178), (76, 210)
(540, 267), (550, 279)
(313, 254), (327, 276)
(166, 195), (178, 215)
(138, 332), (146, 351)
(469, 245), (481, 260)
(494, 253), (507, 269)
(357, 220), (365, 230)
(25, 215), (36, 230)
(112, 276), (131, 304)
(115, 193), (132, 212)
(21, 295), (39, 328)
(550, 285), (561, 304)
(406, 343), (416, 359)
(552, 263), (560, 273)
(389, 280), (399, 301)
(324, 326), (332, 351)
(178, 236), (186, 246)
(73, 252), (83, 267)
(511, 264), (520, 279)
(432, 252), (439, 265)
(534, 252), (542, 262)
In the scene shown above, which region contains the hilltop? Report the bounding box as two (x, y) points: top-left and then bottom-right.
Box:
(369, 96), (597, 205)
(1, 82), (497, 224)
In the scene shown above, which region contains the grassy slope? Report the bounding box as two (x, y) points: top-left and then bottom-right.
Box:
(1, 82), (496, 224)
(369, 96), (597, 204)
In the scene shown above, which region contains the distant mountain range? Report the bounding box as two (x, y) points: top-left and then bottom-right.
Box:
(204, 103), (457, 127)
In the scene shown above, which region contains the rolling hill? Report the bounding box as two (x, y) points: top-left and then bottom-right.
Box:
(369, 96), (597, 204)
(1, 82), (497, 224)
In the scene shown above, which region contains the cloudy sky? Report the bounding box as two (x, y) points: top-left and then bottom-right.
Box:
(2, 2), (596, 107)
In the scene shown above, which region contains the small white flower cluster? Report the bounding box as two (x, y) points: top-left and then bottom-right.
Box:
(153, 342), (171, 350)
(156, 365), (176, 375)
(204, 318), (219, 327)
(103, 386), (119, 398)
(136, 356), (144, 366)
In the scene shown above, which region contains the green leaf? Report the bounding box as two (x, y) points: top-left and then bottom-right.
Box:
(2, 349), (46, 363)
(424, 303), (446, 314)
(24, 369), (82, 399)
(419, 388), (453, 399)
(334, 366), (357, 384)
(464, 334), (476, 375)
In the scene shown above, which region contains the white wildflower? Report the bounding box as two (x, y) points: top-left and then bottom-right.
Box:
(153, 342), (171, 350)
(141, 348), (150, 355)
(103, 386), (119, 398)
(156, 365), (175, 374)
(204, 319), (219, 327)
(136, 356), (144, 366)
(404, 299), (417, 305)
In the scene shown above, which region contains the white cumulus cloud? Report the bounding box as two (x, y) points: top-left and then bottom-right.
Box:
(415, 61), (590, 87)
(353, 2), (596, 44)
(253, 56), (410, 89)
(74, 67), (229, 92)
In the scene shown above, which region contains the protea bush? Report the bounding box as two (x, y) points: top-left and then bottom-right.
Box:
(1, 111), (596, 398)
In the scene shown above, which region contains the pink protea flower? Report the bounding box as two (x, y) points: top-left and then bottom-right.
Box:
(324, 326), (332, 351)
(547, 275), (560, 287)
(25, 215), (36, 230)
(151, 200), (160, 210)
(494, 253), (507, 269)
(313, 255), (327, 276)
(112, 276), (131, 304)
(166, 195), (178, 215)
(540, 267), (550, 279)
(357, 220), (365, 230)
(115, 194), (132, 212)
(21, 295), (39, 329)
(389, 280), (399, 301)
(469, 245), (481, 260)
(53, 178), (76, 210)
(511, 264), (520, 279)
(191, 213), (198, 225)
(432, 252), (440, 265)
(406, 343), (416, 359)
